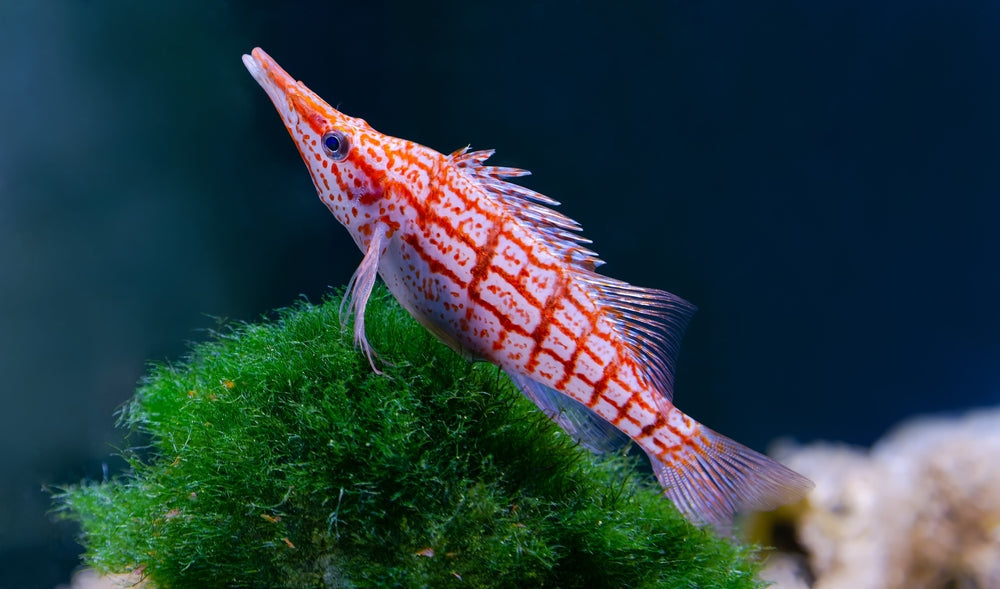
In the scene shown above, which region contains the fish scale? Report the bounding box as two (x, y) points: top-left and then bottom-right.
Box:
(244, 47), (812, 529)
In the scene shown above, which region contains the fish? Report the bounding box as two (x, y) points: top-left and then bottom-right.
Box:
(242, 47), (812, 528)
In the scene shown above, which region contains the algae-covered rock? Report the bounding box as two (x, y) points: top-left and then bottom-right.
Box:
(55, 285), (765, 588)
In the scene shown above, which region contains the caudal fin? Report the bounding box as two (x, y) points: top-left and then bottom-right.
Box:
(648, 420), (813, 530)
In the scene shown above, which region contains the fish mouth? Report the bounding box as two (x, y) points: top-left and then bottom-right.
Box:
(244, 47), (346, 139)
(242, 48), (300, 125)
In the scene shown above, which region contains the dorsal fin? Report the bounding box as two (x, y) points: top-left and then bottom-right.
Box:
(584, 276), (695, 399)
(451, 148), (697, 400)
(451, 147), (605, 267)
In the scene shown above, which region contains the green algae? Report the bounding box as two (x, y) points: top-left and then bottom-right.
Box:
(55, 285), (764, 588)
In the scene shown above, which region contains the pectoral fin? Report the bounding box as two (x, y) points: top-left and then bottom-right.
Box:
(341, 225), (387, 373)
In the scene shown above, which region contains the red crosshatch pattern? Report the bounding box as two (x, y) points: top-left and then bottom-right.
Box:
(244, 48), (811, 528)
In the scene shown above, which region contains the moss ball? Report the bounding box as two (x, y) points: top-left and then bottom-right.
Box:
(56, 285), (764, 588)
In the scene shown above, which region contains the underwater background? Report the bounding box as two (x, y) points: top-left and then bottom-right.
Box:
(1, 1), (998, 586)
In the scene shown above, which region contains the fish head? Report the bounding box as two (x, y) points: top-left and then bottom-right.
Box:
(243, 48), (400, 248)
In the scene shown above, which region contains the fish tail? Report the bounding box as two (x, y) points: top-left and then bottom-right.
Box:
(647, 408), (813, 530)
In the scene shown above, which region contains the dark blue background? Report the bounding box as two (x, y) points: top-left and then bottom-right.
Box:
(2, 2), (997, 586)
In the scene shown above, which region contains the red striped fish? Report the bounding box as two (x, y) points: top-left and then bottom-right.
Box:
(243, 48), (811, 528)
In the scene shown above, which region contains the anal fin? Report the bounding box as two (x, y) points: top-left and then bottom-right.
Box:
(506, 371), (628, 454)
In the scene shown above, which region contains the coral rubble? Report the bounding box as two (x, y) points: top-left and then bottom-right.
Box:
(757, 406), (1000, 589)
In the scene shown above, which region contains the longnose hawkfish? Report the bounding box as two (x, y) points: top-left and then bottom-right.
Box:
(243, 47), (812, 528)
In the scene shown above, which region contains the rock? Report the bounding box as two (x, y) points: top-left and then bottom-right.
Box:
(756, 406), (1000, 589)
(56, 569), (149, 589)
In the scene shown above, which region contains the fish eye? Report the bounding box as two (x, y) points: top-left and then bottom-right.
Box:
(321, 130), (350, 160)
